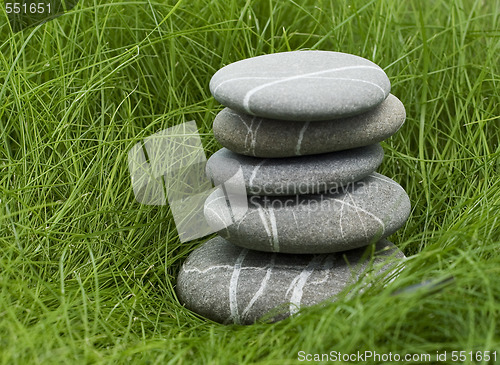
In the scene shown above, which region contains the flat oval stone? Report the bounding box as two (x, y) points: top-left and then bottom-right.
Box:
(213, 94), (406, 157)
(209, 51), (391, 121)
(206, 144), (384, 196)
(204, 173), (410, 254)
(177, 236), (405, 324)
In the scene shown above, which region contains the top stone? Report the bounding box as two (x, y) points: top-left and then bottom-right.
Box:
(209, 51), (391, 121)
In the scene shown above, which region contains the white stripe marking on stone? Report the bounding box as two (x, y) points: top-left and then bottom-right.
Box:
(241, 65), (385, 114)
(338, 193), (347, 242)
(332, 198), (386, 236)
(250, 119), (262, 156)
(296, 77), (386, 96)
(229, 248), (248, 324)
(241, 254), (276, 320)
(309, 254), (336, 285)
(347, 191), (368, 239)
(212, 76), (281, 94)
(257, 206), (272, 239)
(248, 160), (266, 188)
(369, 173), (402, 188)
(183, 265), (267, 274)
(295, 121), (310, 155)
(268, 208), (280, 252)
(291, 211), (300, 229)
(287, 255), (324, 315)
(228, 111), (262, 156)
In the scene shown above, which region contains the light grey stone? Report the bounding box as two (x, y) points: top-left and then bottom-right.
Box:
(213, 94), (406, 158)
(204, 173), (411, 254)
(206, 144), (384, 196)
(176, 236), (405, 324)
(209, 50), (391, 121)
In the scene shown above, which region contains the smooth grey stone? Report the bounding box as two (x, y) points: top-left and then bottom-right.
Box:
(204, 173), (410, 254)
(177, 236), (405, 324)
(206, 144), (384, 196)
(209, 51), (391, 121)
(213, 94), (406, 158)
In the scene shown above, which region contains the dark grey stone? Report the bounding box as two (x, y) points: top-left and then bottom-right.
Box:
(209, 50), (391, 121)
(204, 173), (411, 254)
(206, 144), (384, 196)
(213, 94), (406, 158)
(176, 236), (405, 324)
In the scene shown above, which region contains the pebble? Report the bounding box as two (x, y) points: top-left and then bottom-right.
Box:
(206, 144), (384, 196)
(209, 50), (391, 121)
(204, 173), (411, 253)
(176, 236), (405, 324)
(213, 94), (406, 157)
(177, 51), (411, 326)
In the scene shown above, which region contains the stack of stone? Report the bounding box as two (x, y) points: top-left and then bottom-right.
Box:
(177, 51), (410, 325)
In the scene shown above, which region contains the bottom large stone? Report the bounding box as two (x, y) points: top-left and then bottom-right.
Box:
(176, 236), (405, 325)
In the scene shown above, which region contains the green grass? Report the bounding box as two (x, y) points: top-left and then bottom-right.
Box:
(0, 0), (499, 363)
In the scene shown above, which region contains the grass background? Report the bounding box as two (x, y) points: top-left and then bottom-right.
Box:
(0, 0), (499, 363)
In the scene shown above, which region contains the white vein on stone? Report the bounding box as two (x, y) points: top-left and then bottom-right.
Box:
(339, 192), (347, 242)
(183, 264), (267, 274)
(242, 115), (255, 153)
(268, 208), (280, 252)
(249, 119), (262, 156)
(309, 254), (336, 285)
(241, 65), (385, 114)
(240, 115), (262, 156)
(204, 205), (231, 233)
(212, 76), (282, 94)
(296, 77), (386, 96)
(291, 211), (300, 230)
(286, 255), (324, 315)
(347, 191), (368, 239)
(257, 206), (272, 238)
(295, 121), (310, 155)
(228, 111), (254, 155)
(229, 248), (249, 324)
(257, 206), (279, 251)
(241, 253), (276, 320)
(332, 197), (386, 236)
(236, 213), (247, 230)
(369, 173), (401, 188)
(204, 194), (233, 233)
(248, 160), (266, 188)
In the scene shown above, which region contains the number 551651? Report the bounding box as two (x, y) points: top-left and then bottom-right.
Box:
(5, 2), (52, 14)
